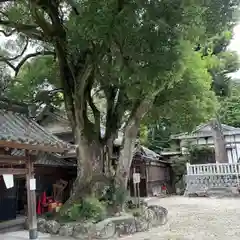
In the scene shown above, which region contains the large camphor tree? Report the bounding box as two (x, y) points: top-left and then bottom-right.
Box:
(0, 0), (239, 204)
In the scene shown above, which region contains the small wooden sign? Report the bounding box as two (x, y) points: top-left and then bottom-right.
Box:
(133, 173), (140, 184)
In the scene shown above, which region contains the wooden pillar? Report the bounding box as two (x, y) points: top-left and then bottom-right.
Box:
(145, 162), (149, 197)
(26, 150), (38, 239)
(133, 167), (137, 205)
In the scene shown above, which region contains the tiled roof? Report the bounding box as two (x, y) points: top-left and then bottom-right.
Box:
(141, 146), (160, 160)
(35, 153), (76, 167)
(171, 122), (240, 140)
(0, 109), (73, 152)
(39, 109), (124, 146)
(10, 149), (76, 167)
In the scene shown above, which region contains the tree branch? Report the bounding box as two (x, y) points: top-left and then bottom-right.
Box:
(0, 19), (38, 31)
(85, 77), (101, 134)
(1, 59), (15, 70)
(0, 50), (55, 75)
(0, 19), (46, 41)
(66, 0), (80, 15)
(117, 0), (125, 13)
(2, 38), (29, 62)
(30, 2), (55, 36)
(15, 50), (54, 76)
(0, 29), (16, 37)
(104, 87), (126, 142)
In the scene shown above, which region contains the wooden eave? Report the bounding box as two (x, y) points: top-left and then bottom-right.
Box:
(0, 168), (27, 175)
(0, 140), (66, 153)
(0, 154), (26, 165)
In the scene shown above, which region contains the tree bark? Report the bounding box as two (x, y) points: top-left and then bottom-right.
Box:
(117, 122), (139, 189)
(60, 128), (110, 215)
(115, 98), (156, 191)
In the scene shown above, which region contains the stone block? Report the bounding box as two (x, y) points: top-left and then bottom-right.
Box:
(72, 222), (95, 239)
(95, 219), (116, 239)
(37, 218), (47, 233)
(45, 220), (60, 234)
(59, 224), (74, 237)
(147, 205), (168, 226)
(108, 215), (136, 236)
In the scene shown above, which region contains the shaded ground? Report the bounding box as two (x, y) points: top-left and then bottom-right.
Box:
(2, 196), (240, 239)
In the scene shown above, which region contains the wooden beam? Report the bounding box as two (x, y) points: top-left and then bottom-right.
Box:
(0, 154), (26, 165)
(0, 154), (28, 166)
(0, 140), (65, 153)
(0, 160), (25, 165)
(0, 168), (27, 175)
(0, 154), (24, 160)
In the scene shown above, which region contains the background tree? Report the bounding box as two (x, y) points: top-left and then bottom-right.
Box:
(147, 30), (240, 154)
(219, 83), (240, 127)
(146, 48), (218, 151)
(206, 31), (240, 163)
(0, 0), (239, 204)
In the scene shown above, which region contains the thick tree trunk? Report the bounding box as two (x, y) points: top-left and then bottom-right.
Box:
(115, 99), (155, 193)
(210, 118), (228, 163)
(70, 127), (111, 197)
(116, 124), (139, 189)
(60, 133), (111, 215)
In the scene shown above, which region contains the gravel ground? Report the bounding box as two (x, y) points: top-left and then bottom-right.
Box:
(2, 197), (240, 240)
(121, 196), (240, 240)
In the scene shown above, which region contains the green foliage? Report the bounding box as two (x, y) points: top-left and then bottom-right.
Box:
(101, 180), (128, 207)
(171, 156), (187, 177)
(61, 198), (107, 222)
(157, 48), (217, 131)
(188, 145), (215, 164)
(171, 145), (215, 187)
(139, 124), (148, 145)
(219, 83), (240, 127)
(171, 156), (187, 186)
(146, 29), (240, 152)
(4, 56), (58, 102)
(0, 0), (240, 199)
(79, 197), (107, 222)
(145, 46), (219, 150)
(147, 119), (173, 151)
(66, 203), (82, 221)
(203, 31), (240, 97)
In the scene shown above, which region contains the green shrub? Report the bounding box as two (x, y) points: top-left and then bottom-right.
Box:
(59, 197), (107, 222)
(67, 203), (82, 221)
(101, 180), (128, 207)
(79, 197), (107, 222)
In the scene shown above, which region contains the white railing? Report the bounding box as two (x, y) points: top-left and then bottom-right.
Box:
(186, 162), (240, 175)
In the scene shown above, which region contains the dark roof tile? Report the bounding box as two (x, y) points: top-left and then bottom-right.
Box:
(0, 109), (73, 151)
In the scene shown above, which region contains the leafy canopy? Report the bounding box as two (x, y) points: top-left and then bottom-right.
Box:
(0, 0), (239, 144)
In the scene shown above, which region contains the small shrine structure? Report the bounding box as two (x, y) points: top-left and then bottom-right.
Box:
(0, 97), (73, 239)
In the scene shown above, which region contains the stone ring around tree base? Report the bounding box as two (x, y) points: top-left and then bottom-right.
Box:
(34, 204), (168, 239)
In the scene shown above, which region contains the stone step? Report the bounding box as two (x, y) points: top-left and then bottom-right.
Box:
(0, 217), (25, 234)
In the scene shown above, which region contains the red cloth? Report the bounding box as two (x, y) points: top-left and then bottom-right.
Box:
(162, 185), (166, 191)
(37, 198), (42, 215)
(41, 191), (47, 205)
